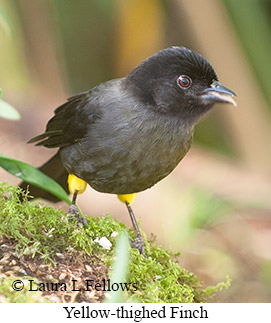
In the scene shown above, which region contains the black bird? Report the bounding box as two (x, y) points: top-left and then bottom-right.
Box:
(20, 47), (236, 255)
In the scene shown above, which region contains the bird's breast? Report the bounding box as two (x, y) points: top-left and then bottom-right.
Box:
(61, 108), (193, 194)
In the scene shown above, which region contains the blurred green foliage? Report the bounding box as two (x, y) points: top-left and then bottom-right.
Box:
(0, 97), (20, 120)
(0, 82), (20, 121)
(106, 231), (130, 303)
(0, 2), (12, 36)
(50, 0), (116, 92)
(223, 0), (271, 107)
(189, 188), (231, 230)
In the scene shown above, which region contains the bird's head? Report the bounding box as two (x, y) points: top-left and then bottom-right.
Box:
(126, 46), (236, 124)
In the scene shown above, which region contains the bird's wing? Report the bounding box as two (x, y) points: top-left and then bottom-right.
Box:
(28, 91), (100, 148)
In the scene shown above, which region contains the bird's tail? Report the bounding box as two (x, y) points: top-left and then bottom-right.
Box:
(19, 152), (69, 202)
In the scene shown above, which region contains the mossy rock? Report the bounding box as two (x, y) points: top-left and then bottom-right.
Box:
(0, 183), (230, 302)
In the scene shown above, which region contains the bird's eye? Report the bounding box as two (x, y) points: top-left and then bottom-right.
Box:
(177, 75), (192, 89)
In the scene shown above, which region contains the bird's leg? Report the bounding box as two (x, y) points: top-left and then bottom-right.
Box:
(72, 190), (78, 205)
(68, 189), (79, 217)
(118, 193), (145, 256)
(125, 201), (145, 256)
(67, 174), (88, 226)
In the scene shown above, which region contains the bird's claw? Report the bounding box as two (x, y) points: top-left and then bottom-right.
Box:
(68, 204), (88, 227)
(130, 234), (145, 257)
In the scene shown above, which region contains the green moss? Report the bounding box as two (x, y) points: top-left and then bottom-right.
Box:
(127, 245), (207, 302)
(0, 182), (229, 302)
(0, 183), (125, 260)
(0, 276), (47, 302)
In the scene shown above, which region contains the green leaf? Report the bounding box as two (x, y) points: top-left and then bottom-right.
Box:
(0, 154), (71, 204)
(0, 4), (12, 37)
(106, 231), (130, 303)
(0, 88), (2, 98)
(0, 99), (20, 120)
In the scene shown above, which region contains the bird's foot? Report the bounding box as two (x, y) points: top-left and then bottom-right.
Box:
(131, 234), (145, 257)
(68, 204), (88, 227)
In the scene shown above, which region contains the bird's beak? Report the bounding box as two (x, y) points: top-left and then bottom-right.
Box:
(199, 80), (237, 107)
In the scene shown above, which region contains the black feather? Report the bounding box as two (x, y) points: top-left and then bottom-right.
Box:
(28, 91), (98, 148)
